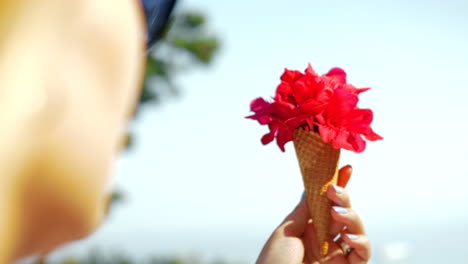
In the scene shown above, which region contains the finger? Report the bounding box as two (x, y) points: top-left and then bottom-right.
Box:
(303, 221), (321, 262)
(331, 207), (366, 235)
(327, 184), (351, 208)
(337, 165), (352, 188)
(342, 234), (371, 263)
(257, 199), (310, 264)
(327, 185), (352, 237)
(279, 199), (311, 237)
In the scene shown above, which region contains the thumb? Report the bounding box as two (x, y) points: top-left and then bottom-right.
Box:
(280, 197), (310, 237)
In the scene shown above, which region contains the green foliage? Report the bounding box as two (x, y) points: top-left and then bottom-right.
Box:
(114, 9), (220, 204)
(138, 11), (220, 110)
(171, 37), (219, 64)
(181, 13), (205, 28)
(103, 189), (125, 216)
(124, 11), (220, 150)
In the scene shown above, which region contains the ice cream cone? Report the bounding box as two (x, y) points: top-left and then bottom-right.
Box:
(293, 128), (340, 257)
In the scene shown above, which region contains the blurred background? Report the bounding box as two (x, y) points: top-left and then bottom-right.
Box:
(47, 0), (467, 263)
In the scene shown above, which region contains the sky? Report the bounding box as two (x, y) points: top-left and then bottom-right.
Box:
(51, 0), (468, 263)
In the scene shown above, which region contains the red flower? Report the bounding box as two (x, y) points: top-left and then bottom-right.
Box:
(248, 98), (272, 125)
(246, 98), (298, 151)
(316, 87), (383, 152)
(247, 63), (382, 153)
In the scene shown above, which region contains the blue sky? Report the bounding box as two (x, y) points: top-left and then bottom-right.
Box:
(52, 0), (468, 263)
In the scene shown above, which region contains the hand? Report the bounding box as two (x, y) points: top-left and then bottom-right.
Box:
(256, 166), (371, 264)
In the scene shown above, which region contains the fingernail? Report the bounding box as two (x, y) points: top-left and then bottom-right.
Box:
(332, 206), (348, 214)
(301, 191), (306, 201)
(346, 234), (359, 240)
(332, 184), (343, 194)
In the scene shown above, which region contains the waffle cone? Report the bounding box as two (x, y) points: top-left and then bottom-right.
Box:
(293, 128), (340, 257)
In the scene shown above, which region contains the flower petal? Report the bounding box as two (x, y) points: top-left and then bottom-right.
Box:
(327, 88), (359, 121)
(305, 63), (318, 76)
(325, 67), (347, 84)
(341, 108), (374, 132)
(261, 131), (275, 145)
(249, 97), (270, 111)
(280, 68), (303, 83)
(275, 82), (293, 101)
(276, 128), (293, 152)
(318, 125), (336, 144)
(347, 133), (366, 153)
(363, 126), (384, 141)
(333, 130), (353, 150)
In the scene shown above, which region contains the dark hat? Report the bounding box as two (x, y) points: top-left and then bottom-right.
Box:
(141, 0), (177, 49)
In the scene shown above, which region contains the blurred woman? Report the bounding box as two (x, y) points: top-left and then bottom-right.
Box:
(0, 0), (146, 262)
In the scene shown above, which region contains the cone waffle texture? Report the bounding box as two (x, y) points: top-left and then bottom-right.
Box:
(293, 128), (340, 257)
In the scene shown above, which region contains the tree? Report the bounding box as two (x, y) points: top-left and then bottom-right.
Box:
(124, 10), (220, 150)
(107, 9), (220, 213)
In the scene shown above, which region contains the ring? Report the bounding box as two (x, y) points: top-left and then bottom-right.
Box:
(337, 238), (354, 256)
